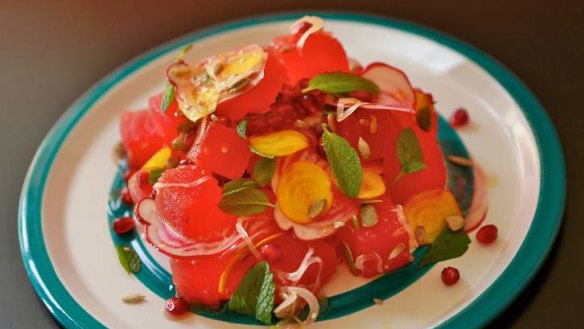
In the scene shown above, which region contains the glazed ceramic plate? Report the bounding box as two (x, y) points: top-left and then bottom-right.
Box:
(19, 13), (565, 329)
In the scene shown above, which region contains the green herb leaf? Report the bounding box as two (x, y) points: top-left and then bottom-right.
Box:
(252, 157), (276, 187)
(303, 72), (380, 95)
(218, 188), (273, 215)
(228, 262), (275, 325)
(176, 44), (193, 62)
(322, 128), (362, 198)
(222, 179), (259, 196)
(160, 83), (175, 113)
(148, 168), (165, 185)
(115, 245), (141, 274)
(420, 227), (471, 267)
(236, 118), (248, 139)
(249, 145), (275, 159)
(416, 107), (432, 132)
(395, 127), (426, 182)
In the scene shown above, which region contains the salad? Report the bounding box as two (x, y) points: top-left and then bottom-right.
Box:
(112, 16), (492, 326)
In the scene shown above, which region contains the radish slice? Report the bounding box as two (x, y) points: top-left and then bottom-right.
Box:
(464, 165), (489, 232)
(134, 198), (273, 258)
(361, 62), (416, 110)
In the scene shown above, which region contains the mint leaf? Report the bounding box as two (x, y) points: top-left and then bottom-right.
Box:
(228, 262), (275, 325)
(420, 227), (471, 267)
(236, 119), (248, 139)
(176, 44), (192, 62)
(252, 157), (276, 187)
(115, 245), (141, 274)
(160, 83), (175, 113)
(218, 188), (273, 215)
(303, 72), (380, 95)
(148, 168), (165, 185)
(222, 179), (258, 196)
(395, 127), (426, 181)
(322, 128), (362, 198)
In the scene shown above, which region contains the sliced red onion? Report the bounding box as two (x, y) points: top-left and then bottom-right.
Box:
(290, 16), (324, 48)
(134, 198), (272, 258)
(354, 252), (383, 274)
(336, 97), (414, 122)
(394, 205), (419, 251)
(276, 286), (320, 326)
(464, 165), (489, 232)
(276, 247), (323, 287)
(152, 176), (211, 191)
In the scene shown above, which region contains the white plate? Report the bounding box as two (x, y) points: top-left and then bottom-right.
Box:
(19, 13), (565, 329)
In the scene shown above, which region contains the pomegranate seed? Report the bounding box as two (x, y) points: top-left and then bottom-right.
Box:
(441, 267), (460, 286)
(112, 216), (135, 235)
(450, 108), (469, 128)
(260, 244), (282, 263)
(164, 296), (189, 317)
(120, 188), (133, 205)
(246, 115), (269, 135)
(476, 224), (498, 244)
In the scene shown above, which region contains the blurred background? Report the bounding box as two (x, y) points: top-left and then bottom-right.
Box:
(1, 1), (582, 328)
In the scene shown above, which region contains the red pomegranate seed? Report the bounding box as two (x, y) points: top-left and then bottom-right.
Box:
(120, 188), (133, 205)
(450, 108), (469, 128)
(112, 216), (135, 235)
(260, 244), (282, 263)
(476, 224), (498, 244)
(164, 296), (189, 317)
(441, 267), (460, 286)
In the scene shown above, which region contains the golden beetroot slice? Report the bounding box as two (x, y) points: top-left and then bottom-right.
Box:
(403, 189), (462, 245)
(276, 161), (333, 223)
(249, 129), (308, 157)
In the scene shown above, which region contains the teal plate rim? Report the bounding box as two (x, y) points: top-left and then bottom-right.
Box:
(18, 12), (566, 329)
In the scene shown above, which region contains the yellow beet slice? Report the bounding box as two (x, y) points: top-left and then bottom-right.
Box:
(357, 167), (386, 199)
(403, 189), (461, 245)
(141, 147), (172, 172)
(249, 130), (309, 157)
(276, 161), (333, 223)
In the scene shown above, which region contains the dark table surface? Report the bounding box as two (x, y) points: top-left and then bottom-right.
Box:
(1, 1), (582, 328)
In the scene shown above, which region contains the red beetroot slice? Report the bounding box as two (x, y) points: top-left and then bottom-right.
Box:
(186, 122), (251, 180)
(336, 196), (415, 278)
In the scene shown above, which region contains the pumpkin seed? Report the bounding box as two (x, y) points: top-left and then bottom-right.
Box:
(360, 204), (378, 228)
(308, 199), (327, 219)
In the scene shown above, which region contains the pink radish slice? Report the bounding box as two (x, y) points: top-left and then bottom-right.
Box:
(464, 165), (489, 232)
(361, 62), (416, 110)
